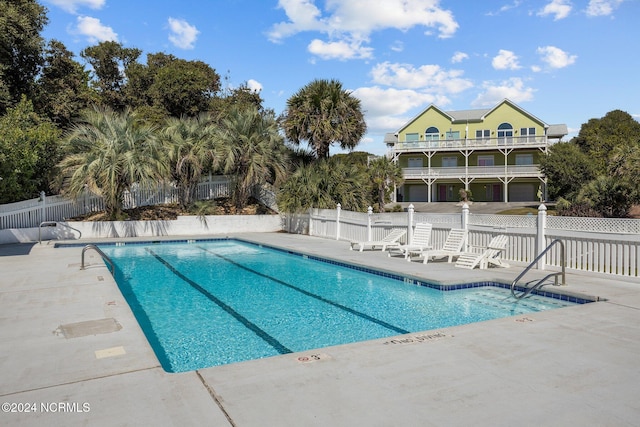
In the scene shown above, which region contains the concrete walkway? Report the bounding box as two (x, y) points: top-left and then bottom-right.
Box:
(1, 233), (639, 426)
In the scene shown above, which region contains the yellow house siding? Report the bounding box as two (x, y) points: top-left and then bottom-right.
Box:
(398, 107), (458, 141)
(477, 103), (546, 136)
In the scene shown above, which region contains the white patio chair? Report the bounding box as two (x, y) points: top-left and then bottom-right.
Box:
(419, 228), (468, 264)
(455, 234), (510, 270)
(388, 223), (433, 261)
(349, 229), (406, 252)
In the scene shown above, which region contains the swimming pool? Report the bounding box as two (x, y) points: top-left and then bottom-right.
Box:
(95, 239), (584, 372)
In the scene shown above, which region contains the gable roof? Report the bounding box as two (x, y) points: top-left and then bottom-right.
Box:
(480, 98), (547, 126)
(396, 98), (560, 133)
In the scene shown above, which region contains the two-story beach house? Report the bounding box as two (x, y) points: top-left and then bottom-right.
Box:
(386, 99), (567, 203)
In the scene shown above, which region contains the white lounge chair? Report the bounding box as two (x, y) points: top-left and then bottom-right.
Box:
(349, 229), (406, 252)
(419, 228), (468, 264)
(455, 234), (510, 269)
(388, 223), (433, 261)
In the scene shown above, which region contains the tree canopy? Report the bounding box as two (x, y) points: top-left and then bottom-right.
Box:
(0, 97), (61, 202)
(281, 79), (366, 159)
(0, 0), (48, 113)
(542, 109), (640, 217)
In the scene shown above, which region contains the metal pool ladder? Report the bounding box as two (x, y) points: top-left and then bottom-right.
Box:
(81, 244), (114, 273)
(38, 221), (82, 244)
(511, 239), (566, 300)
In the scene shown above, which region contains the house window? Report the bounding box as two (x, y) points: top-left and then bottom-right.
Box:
(520, 127), (536, 142)
(425, 126), (439, 141)
(406, 133), (419, 142)
(475, 129), (490, 139)
(446, 130), (460, 140)
(515, 154), (533, 165)
(407, 157), (423, 168)
(477, 155), (494, 166)
(442, 157), (457, 167)
(497, 123), (513, 144)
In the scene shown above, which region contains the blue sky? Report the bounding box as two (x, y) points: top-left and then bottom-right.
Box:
(41, 0), (639, 155)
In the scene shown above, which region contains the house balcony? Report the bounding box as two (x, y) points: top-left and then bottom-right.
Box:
(393, 136), (549, 153)
(402, 165), (542, 180)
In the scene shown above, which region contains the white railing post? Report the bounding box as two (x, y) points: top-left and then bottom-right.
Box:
(537, 204), (547, 270)
(336, 203), (341, 240)
(461, 202), (469, 251)
(308, 208), (314, 236)
(367, 206), (373, 241)
(40, 191), (46, 224)
(407, 204), (414, 244)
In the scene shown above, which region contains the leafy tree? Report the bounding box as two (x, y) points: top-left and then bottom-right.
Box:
(573, 109), (640, 175)
(575, 175), (634, 218)
(57, 107), (167, 219)
(35, 40), (94, 127)
(214, 106), (290, 209)
(0, 97), (61, 202)
(80, 41), (142, 110)
(368, 156), (404, 212)
(149, 59), (220, 117)
(125, 52), (221, 119)
(539, 141), (595, 201)
(0, 0), (48, 113)
(209, 81), (264, 120)
(277, 158), (369, 213)
(160, 113), (218, 208)
(281, 79), (366, 159)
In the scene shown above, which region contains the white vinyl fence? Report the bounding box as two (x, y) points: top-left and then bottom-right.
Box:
(0, 177), (231, 230)
(308, 203), (640, 278)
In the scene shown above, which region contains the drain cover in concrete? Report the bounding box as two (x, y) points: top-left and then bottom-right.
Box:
(59, 318), (122, 339)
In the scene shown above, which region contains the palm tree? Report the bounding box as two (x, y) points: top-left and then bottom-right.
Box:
(368, 156), (404, 212)
(58, 106), (167, 219)
(160, 113), (218, 208)
(281, 79), (366, 159)
(277, 158), (369, 213)
(214, 106), (290, 209)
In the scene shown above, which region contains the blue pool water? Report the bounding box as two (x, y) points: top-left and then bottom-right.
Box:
(98, 239), (581, 372)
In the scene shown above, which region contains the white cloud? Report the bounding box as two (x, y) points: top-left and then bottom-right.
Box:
(471, 78), (535, 107)
(586, 0), (624, 16)
(537, 46), (577, 68)
(354, 61), (474, 135)
(46, 0), (105, 14)
(451, 51), (468, 63)
(486, 1), (522, 16)
(75, 16), (117, 43)
(167, 18), (199, 50)
(268, 0), (458, 60)
(390, 41), (404, 52)
(538, 0), (573, 20)
(352, 86), (442, 133)
(370, 62), (473, 94)
(308, 38), (374, 60)
(492, 49), (521, 70)
(247, 79), (263, 93)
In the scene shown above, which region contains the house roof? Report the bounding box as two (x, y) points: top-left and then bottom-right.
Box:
(396, 99), (566, 136)
(384, 133), (398, 145)
(448, 108), (491, 122)
(547, 124), (568, 138)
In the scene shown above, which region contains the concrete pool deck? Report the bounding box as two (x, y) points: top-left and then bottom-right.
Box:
(1, 232), (639, 426)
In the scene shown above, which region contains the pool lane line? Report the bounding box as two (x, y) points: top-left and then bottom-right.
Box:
(145, 248), (293, 356)
(197, 246), (411, 335)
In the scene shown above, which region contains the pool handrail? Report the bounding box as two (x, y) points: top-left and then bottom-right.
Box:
(39, 221), (82, 244)
(511, 239), (566, 300)
(81, 244), (114, 273)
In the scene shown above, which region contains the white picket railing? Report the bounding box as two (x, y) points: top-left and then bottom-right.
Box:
(0, 177), (231, 230)
(308, 204), (640, 278)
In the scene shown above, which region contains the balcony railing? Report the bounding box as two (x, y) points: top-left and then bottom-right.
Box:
(402, 165), (542, 180)
(394, 136), (548, 151)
